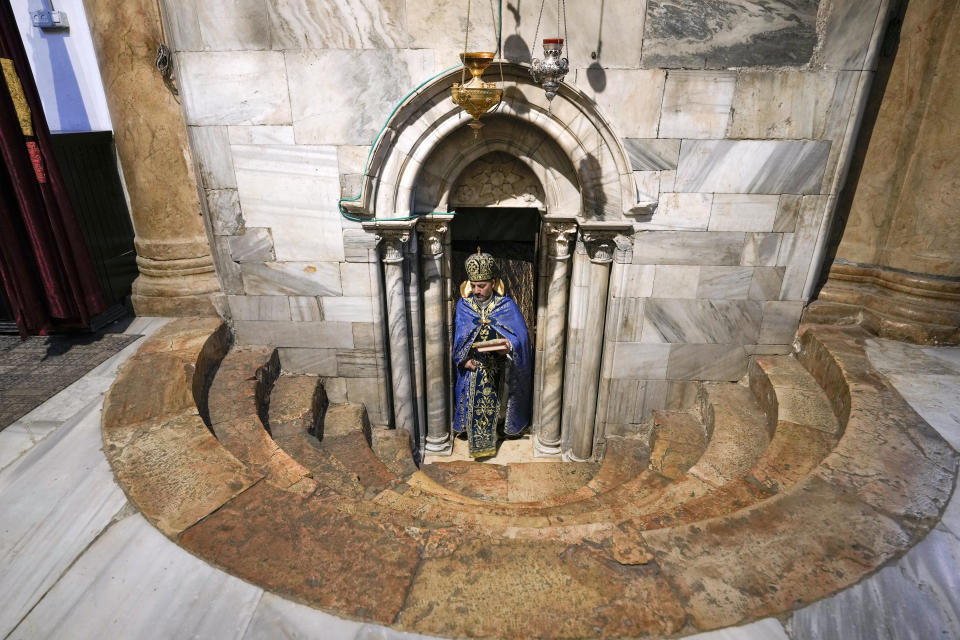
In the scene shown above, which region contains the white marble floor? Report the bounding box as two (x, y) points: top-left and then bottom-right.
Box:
(0, 318), (957, 640)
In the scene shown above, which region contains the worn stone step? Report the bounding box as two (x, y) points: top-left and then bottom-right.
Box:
(648, 411), (707, 480)
(207, 347), (314, 494)
(371, 428), (419, 480)
(268, 374), (326, 440)
(749, 355), (841, 436)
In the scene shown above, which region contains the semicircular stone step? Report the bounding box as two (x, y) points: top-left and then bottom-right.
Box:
(206, 346), (316, 495)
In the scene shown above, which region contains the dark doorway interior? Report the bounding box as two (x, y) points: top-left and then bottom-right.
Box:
(451, 208), (540, 341)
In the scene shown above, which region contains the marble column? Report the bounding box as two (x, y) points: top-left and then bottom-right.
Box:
(83, 0), (219, 316)
(534, 222), (577, 456)
(418, 218), (453, 455)
(377, 227), (416, 434)
(562, 224), (628, 462)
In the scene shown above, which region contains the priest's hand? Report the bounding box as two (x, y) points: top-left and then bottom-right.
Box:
(464, 359), (478, 371)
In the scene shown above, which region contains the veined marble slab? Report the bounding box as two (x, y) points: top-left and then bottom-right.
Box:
(205, 189), (243, 236)
(289, 296), (322, 322)
(610, 343), (671, 380)
(641, 0), (819, 68)
(0, 422), (56, 473)
(233, 144), (344, 262)
(777, 195), (829, 300)
(233, 320), (354, 349)
(740, 232), (782, 267)
(576, 69), (665, 138)
(228, 228), (276, 262)
(286, 49), (434, 146)
(11, 514), (264, 640)
(633, 171), (660, 202)
(227, 295), (291, 322)
(197, 0), (271, 51)
(758, 301), (804, 345)
(643, 299), (762, 343)
(727, 72), (843, 140)
(675, 140), (831, 195)
(617, 264), (656, 298)
(268, 0), (408, 50)
(624, 139), (681, 171)
(0, 399), (128, 638)
(278, 348), (338, 376)
(241, 262), (342, 297)
(708, 194), (779, 232)
(666, 344), (748, 380)
(179, 52), (291, 126)
(818, 0), (885, 71)
(639, 192), (713, 231)
(340, 262), (375, 298)
(228, 125), (295, 146)
(321, 296), (375, 323)
(187, 126), (237, 189)
(697, 266), (753, 300)
(633, 231), (746, 266)
(652, 265), (699, 299)
(658, 71), (736, 139)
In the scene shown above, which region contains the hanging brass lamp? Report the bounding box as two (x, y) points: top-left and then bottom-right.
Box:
(451, 0), (502, 133)
(451, 51), (502, 132)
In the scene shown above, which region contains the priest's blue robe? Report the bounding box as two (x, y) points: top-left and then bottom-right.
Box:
(452, 293), (532, 458)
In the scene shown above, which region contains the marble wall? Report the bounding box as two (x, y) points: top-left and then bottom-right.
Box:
(154, 0), (889, 434)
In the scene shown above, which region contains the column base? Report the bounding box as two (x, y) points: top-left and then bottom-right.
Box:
(563, 449), (593, 463)
(533, 432), (562, 457)
(131, 271), (220, 317)
(424, 434), (454, 456)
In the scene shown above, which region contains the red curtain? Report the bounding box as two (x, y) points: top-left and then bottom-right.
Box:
(0, 2), (105, 335)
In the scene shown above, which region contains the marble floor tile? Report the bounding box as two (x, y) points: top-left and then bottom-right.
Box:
(686, 617), (789, 640)
(789, 531), (960, 640)
(0, 421), (58, 472)
(865, 338), (960, 376)
(11, 514), (264, 640)
(883, 374), (960, 451)
(242, 591), (432, 640)
(0, 399), (129, 637)
(12, 374), (115, 426)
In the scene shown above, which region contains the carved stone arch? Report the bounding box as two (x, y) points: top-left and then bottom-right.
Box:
(413, 115), (578, 215)
(345, 64), (653, 221)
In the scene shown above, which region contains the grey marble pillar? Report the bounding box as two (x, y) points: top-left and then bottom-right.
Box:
(376, 227), (416, 435)
(564, 226), (624, 462)
(535, 222), (577, 456)
(404, 234), (426, 457)
(418, 219), (453, 454)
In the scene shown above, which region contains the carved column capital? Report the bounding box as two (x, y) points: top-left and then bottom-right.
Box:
(544, 222), (578, 260)
(417, 221), (449, 257)
(376, 230), (409, 264)
(581, 230), (618, 264)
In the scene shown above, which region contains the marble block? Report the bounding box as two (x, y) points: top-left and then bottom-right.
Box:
(187, 126), (236, 189)
(232, 144), (344, 261)
(286, 49), (434, 145)
(643, 299), (762, 343)
(610, 343), (671, 379)
(346, 377), (386, 423)
(641, 0), (819, 68)
(633, 231), (746, 266)
(227, 295), (291, 322)
(666, 344), (748, 381)
(639, 192), (712, 231)
(343, 229), (377, 263)
(741, 233), (782, 267)
(227, 125), (295, 145)
(773, 194), (802, 232)
(604, 379), (647, 423)
(197, 0), (271, 50)
(618, 264), (656, 298)
(336, 350), (379, 378)
(289, 296), (322, 322)
(697, 266), (753, 300)
(675, 140), (831, 194)
(12, 514), (264, 640)
(179, 52), (291, 126)
(278, 347), (337, 376)
(161, 0), (203, 51)
(708, 194), (779, 232)
(633, 171), (660, 202)
(817, 0), (885, 71)
(228, 228), (275, 262)
(321, 296), (375, 323)
(340, 262), (374, 298)
(777, 195), (828, 300)
(758, 301), (804, 344)
(267, 0), (408, 50)
(233, 320), (353, 349)
(576, 69), (666, 139)
(749, 267), (786, 301)
(658, 71), (736, 139)
(241, 262), (342, 296)
(213, 237), (244, 295)
(727, 72), (843, 139)
(615, 298), (646, 343)
(652, 265), (699, 299)
(624, 139), (681, 171)
(204, 189), (243, 236)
